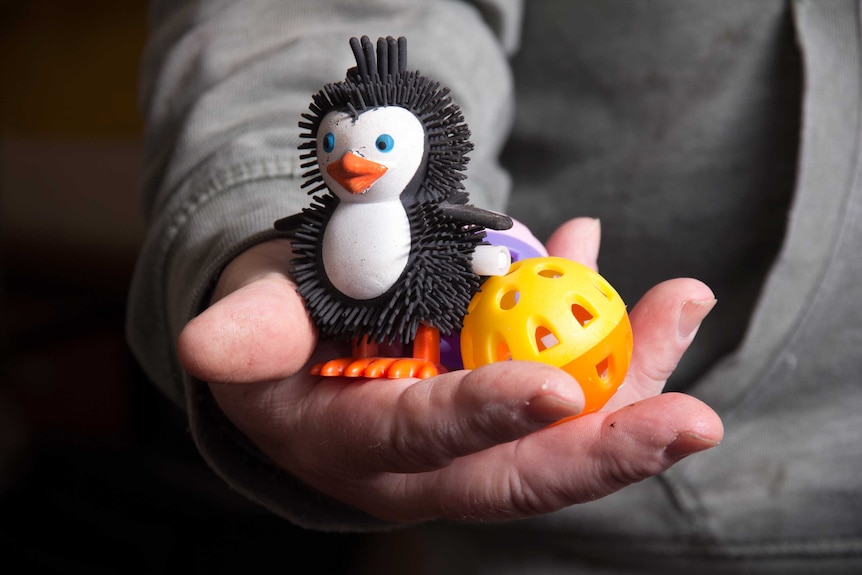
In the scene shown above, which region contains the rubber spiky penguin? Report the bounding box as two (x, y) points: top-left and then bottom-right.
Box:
(275, 35), (512, 379)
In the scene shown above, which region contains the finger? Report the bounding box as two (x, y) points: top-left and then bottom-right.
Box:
(603, 278), (716, 410)
(291, 361), (586, 476)
(365, 392), (722, 523)
(545, 217), (601, 270)
(177, 272), (317, 384)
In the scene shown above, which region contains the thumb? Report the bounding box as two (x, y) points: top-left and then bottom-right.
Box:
(177, 242), (317, 384)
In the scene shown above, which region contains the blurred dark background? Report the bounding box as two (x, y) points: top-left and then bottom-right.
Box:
(0, 2), (374, 572)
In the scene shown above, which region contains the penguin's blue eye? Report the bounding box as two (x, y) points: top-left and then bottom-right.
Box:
(322, 132), (335, 153)
(375, 134), (394, 153)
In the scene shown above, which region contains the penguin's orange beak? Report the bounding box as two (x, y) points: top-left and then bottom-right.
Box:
(327, 151), (388, 194)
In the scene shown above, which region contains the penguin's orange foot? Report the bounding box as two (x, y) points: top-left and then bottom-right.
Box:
(310, 357), (354, 377)
(311, 357), (439, 379)
(388, 359), (439, 379)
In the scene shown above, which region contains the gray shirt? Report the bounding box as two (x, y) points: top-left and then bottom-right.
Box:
(127, 0), (862, 571)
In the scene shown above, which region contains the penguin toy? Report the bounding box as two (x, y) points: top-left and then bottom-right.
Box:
(275, 35), (512, 379)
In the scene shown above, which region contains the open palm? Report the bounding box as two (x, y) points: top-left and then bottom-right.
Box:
(178, 218), (722, 523)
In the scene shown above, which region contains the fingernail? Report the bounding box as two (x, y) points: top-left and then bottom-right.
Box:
(678, 299), (717, 339)
(664, 432), (720, 461)
(525, 394), (584, 424)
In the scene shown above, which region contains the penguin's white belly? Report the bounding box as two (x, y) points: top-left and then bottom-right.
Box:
(322, 202), (411, 300)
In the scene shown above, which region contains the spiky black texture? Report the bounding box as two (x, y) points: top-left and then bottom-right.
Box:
(286, 36), (487, 344)
(290, 195), (484, 343)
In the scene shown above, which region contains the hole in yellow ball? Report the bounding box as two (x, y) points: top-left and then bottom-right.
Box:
(593, 280), (612, 300)
(499, 290), (519, 310)
(596, 356), (610, 380)
(535, 326), (559, 351)
(495, 339), (512, 362)
(537, 267), (564, 279)
(572, 303), (595, 326)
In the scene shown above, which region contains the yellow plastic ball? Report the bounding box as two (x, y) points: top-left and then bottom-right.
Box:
(461, 256), (633, 415)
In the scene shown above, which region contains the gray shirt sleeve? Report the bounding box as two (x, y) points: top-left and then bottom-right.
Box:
(126, 0), (520, 530)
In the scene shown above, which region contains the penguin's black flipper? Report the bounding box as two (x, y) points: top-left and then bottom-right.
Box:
(438, 203), (513, 231)
(274, 212), (304, 232)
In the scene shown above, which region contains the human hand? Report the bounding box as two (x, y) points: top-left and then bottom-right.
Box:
(177, 218), (722, 523)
